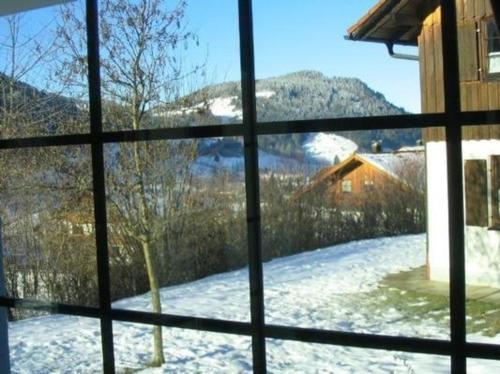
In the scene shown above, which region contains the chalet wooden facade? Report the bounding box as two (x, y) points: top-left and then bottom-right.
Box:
(348, 0), (500, 287)
(304, 151), (424, 207)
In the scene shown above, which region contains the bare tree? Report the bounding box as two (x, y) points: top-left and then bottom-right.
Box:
(58, 0), (202, 366)
(0, 14), (84, 138)
(0, 11), (93, 316)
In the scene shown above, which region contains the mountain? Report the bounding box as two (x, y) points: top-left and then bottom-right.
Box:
(169, 71), (421, 170)
(0, 70), (421, 175)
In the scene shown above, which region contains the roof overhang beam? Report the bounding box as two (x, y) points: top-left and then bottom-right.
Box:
(388, 13), (422, 27)
(0, 0), (74, 17)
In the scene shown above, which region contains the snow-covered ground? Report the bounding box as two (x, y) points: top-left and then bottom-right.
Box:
(7, 234), (500, 373)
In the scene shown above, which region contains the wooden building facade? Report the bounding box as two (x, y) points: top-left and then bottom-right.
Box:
(348, 0), (500, 287)
(304, 152), (423, 207)
(420, 0), (500, 140)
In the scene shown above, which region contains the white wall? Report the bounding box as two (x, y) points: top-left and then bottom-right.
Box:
(426, 140), (500, 287)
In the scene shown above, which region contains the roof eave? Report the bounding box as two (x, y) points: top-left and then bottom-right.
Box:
(344, 35), (418, 47)
(346, 0), (402, 42)
(0, 0), (74, 17)
(346, 0), (439, 46)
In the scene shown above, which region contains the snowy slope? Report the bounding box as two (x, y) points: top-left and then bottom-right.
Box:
(167, 90), (275, 121)
(192, 149), (311, 176)
(303, 132), (358, 164)
(168, 85), (364, 171)
(194, 132), (357, 176)
(8, 235), (500, 373)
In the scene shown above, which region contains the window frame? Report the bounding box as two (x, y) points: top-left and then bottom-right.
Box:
(341, 179), (353, 193)
(363, 179), (375, 191)
(0, 0), (498, 373)
(481, 17), (500, 81)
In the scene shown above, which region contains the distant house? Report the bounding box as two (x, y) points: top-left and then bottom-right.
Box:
(348, 0), (500, 286)
(302, 148), (424, 206)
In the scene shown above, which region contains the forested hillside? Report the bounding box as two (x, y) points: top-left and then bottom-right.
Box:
(176, 71), (420, 159)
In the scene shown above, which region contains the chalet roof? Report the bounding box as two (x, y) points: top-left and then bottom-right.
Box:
(0, 1), (73, 16)
(303, 150), (424, 196)
(346, 0), (439, 46)
(358, 152), (423, 179)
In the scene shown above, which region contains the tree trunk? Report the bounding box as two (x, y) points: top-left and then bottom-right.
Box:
(142, 238), (165, 367)
(131, 115), (165, 366)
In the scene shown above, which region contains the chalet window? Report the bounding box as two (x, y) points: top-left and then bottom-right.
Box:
(363, 179), (374, 190)
(486, 19), (500, 76)
(491, 156), (500, 228)
(464, 159), (488, 227)
(342, 180), (352, 193)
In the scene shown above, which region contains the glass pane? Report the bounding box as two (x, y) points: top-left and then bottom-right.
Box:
(113, 322), (252, 372)
(490, 53), (500, 75)
(462, 124), (500, 343)
(252, 1), (441, 121)
(9, 315), (102, 373)
(0, 1), (89, 138)
(468, 358), (500, 373)
(96, 0), (242, 131)
(105, 138), (249, 321)
(487, 19), (500, 74)
(266, 339), (450, 372)
(0, 145), (97, 312)
(260, 130), (450, 339)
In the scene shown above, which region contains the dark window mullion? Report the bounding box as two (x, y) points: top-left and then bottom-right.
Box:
(440, 0), (466, 373)
(237, 0), (267, 372)
(85, 0), (115, 372)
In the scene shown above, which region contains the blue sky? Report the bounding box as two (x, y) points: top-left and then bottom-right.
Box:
(186, 0), (421, 113)
(0, 0), (421, 113)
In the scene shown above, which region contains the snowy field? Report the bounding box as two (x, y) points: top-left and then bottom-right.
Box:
(8, 234), (500, 373)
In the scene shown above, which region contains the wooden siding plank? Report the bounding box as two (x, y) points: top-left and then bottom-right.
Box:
(479, 81), (490, 110)
(498, 81), (500, 111)
(457, 0), (465, 21)
(466, 83), (475, 111)
(435, 23), (445, 112)
(491, 124), (500, 139)
(426, 25), (437, 113)
(487, 82), (498, 109)
(484, 0), (492, 15)
(418, 32), (428, 113)
(425, 8), (445, 142)
(460, 82), (468, 112)
(474, 0), (486, 19)
(464, 0), (476, 19)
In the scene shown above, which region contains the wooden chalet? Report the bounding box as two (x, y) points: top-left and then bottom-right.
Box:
(348, 0), (500, 287)
(303, 150), (424, 206)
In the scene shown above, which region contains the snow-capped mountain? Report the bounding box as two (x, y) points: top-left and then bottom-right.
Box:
(0, 70), (420, 175)
(175, 71), (420, 175)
